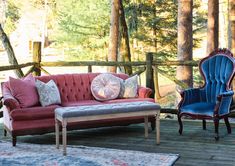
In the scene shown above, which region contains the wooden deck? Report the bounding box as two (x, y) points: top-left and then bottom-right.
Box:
(1, 119), (235, 166)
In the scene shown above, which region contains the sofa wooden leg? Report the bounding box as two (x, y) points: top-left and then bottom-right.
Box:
(151, 120), (156, 131)
(178, 114), (183, 135)
(202, 120), (206, 130)
(214, 119), (219, 141)
(224, 117), (231, 134)
(12, 136), (17, 146)
(4, 129), (7, 137)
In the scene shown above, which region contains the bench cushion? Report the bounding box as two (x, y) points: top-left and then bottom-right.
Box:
(55, 101), (160, 118)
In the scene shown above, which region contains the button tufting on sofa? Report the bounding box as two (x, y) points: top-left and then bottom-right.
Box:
(2, 73), (155, 146)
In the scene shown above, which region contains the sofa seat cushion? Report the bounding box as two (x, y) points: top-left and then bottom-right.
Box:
(61, 100), (101, 107)
(103, 98), (155, 104)
(10, 105), (60, 121)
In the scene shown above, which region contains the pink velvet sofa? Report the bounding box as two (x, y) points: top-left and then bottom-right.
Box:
(2, 73), (155, 146)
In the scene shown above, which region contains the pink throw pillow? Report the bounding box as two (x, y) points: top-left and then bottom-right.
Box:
(9, 74), (39, 108)
(91, 73), (121, 101)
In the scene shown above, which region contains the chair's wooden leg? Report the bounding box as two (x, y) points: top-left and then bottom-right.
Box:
(203, 119), (206, 130)
(4, 129), (7, 137)
(12, 136), (17, 146)
(224, 117), (231, 134)
(178, 114), (183, 135)
(214, 118), (219, 141)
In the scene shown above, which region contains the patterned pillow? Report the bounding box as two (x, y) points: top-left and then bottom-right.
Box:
(9, 74), (39, 108)
(91, 73), (121, 101)
(35, 79), (61, 107)
(118, 75), (138, 98)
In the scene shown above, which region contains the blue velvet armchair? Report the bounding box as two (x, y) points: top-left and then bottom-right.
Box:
(178, 48), (235, 140)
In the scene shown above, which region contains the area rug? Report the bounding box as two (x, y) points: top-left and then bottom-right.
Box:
(0, 141), (178, 166)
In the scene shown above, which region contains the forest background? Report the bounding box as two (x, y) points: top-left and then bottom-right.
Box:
(0, 0), (231, 108)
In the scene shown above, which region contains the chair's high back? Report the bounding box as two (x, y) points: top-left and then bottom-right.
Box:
(199, 49), (235, 103)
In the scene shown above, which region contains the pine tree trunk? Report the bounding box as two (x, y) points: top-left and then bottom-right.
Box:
(230, 0), (235, 55)
(108, 0), (120, 73)
(207, 0), (219, 55)
(176, 0), (193, 89)
(0, 24), (24, 78)
(119, 0), (132, 75)
(229, 0), (235, 104)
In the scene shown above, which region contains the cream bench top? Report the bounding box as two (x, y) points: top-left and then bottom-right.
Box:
(55, 101), (161, 118)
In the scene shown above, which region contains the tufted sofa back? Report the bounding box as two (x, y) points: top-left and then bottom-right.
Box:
(200, 54), (235, 103)
(36, 73), (129, 103)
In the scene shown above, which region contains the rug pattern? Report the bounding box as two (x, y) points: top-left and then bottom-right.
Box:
(0, 141), (178, 166)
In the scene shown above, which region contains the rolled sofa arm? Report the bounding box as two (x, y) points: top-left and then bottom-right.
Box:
(1, 82), (20, 111)
(4, 98), (20, 111)
(138, 86), (152, 98)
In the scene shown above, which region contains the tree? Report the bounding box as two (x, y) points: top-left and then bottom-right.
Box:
(0, 24), (23, 78)
(56, 0), (110, 60)
(108, 0), (120, 73)
(230, 0), (235, 55)
(207, 0), (219, 55)
(119, 0), (132, 75)
(176, 0), (193, 88)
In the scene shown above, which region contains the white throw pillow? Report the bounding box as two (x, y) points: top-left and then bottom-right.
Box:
(119, 75), (138, 98)
(91, 73), (121, 101)
(35, 79), (61, 107)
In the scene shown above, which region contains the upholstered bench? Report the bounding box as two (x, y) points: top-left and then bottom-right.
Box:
(55, 101), (161, 155)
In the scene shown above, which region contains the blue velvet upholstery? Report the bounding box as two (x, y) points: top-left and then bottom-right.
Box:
(178, 49), (235, 140)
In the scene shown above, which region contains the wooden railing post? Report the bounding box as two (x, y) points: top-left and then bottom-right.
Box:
(153, 65), (161, 101)
(146, 52), (154, 98)
(88, 65), (92, 72)
(33, 42), (42, 76)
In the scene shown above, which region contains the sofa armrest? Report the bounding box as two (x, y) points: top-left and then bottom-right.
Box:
(138, 86), (152, 98)
(1, 82), (20, 111)
(4, 98), (20, 111)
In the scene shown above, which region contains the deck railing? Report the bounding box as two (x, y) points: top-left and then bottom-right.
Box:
(0, 42), (234, 118)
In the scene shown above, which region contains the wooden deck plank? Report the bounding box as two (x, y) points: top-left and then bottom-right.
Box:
(1, 119), (235, 165)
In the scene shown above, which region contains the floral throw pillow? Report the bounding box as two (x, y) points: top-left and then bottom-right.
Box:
(91, 73), (121, 101)
(118, 75), (138, 98)
(35, 79), (61, 107)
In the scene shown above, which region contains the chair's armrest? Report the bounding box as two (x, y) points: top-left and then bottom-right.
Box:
(178, 88), (201, 108)
(217, 91), (234, 99)
(215, 90), (234, 116)
(137, 86), (152, 98)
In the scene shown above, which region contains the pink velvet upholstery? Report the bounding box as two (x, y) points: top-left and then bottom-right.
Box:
(2, 73), (154, 146)
(9, 74), (39, 108)
(61, 100), (101, 107)
(10, 105), (60, 121)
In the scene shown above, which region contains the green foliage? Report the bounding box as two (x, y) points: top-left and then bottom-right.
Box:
(55, 0), (110, 60)
(4, 0), (21, 34)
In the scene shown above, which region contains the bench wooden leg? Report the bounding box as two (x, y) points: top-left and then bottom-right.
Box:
(62, 120), (67, 156)
(144, 116), (148, 138)
(156, 111), (160, 145)
(55, 118), (60, 149)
